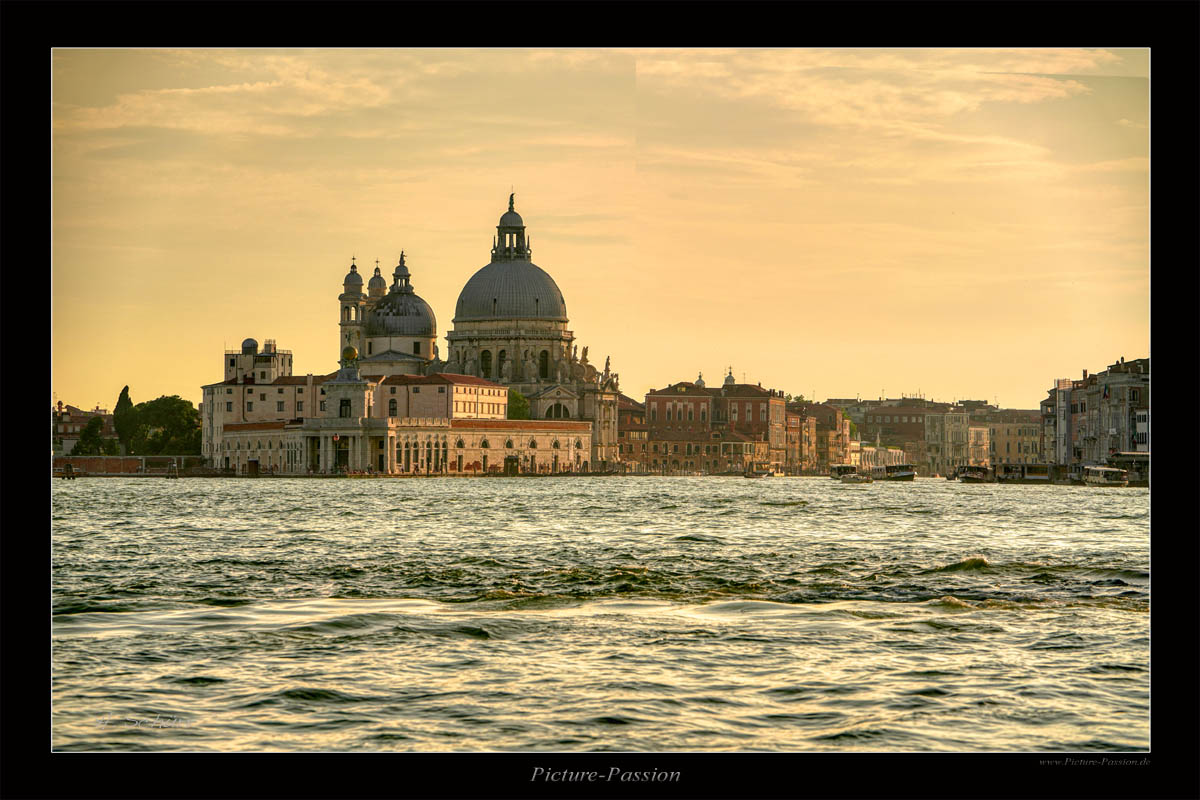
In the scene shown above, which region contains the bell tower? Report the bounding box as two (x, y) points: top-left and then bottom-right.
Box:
(339, 257), (366, 360)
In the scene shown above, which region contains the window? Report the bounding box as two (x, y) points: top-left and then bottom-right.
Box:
(539, 350), (549, 380)
(339, 399), (352, 418)
(438, 386), (445, 393)
(226, 388), (232, 394)
(553, 440), (561, 449)
(413, 387), (420, 394)
(260, 372), (266, 380)
(247, 388), (253, 393)
(297, 401), (303, 412)
(413, 342), (421, 355)
(319, 401), (326, 412)
(321, 388), (326, 395)
(529, 439), (538, 448)
(225, 402), (232, 412)
(277, 401), (285, 412)
(229, 358), (235, 367)
(278, 388), (284, 394)
(1129, 388), (1140, 402)
(368, 342), (373, 355)
(700, 408), (707, 422)
(688, 407), (694, 421)
(481, 439), (490, 449)
(247, 402), (254, 411)
(575, 439), (582, 449)
(389, 399), (397, 416)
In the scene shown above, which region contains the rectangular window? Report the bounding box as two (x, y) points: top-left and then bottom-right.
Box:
(226, 388), (232, 394)
(277, 402), (285, 412)
(247, 402), (254, 411)
(413, 387), (420, 394)
(225, 402), (232, 412)
(438, 387), (445, 393)
(1129, 388), (1140, 402)
(278, 388), (284, 394)
(229, 358), (235, 367)
(260, 371), (265, 380)
(320, 401), (326, 411)
(297, 401), (303, 412)
(390, 387), (396, 394)
(413, 342), (421, 355)
(260, 393), (266, 401)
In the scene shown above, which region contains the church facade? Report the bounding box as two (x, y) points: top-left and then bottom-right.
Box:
(442, 196), (621, 470)
(198, 195), (616, 474)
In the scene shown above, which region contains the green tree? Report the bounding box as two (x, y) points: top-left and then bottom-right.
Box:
(848, 420), (858, 439)
(113, 386), (135, 453)
(74, 416), (105, 455)
(129, 395), (202, 454)
(507, 389), (530, 420)
(101, 438), (120, 455)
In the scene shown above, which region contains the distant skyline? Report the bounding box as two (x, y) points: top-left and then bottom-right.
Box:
(52, 48), (1149, 411)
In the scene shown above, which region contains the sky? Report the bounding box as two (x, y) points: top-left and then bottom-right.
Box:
(52, 48), (1149, 412)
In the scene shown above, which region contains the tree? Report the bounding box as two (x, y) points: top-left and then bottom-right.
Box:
(101, 438), (120, 455)
(113, 386), (135, 453)
(507, 389), (530, 420)
(74, 416), (105, 455)
(129, 395), (202, 454)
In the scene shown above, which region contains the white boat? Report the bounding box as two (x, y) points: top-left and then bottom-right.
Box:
(1083, 465), (1128, 487)
(830, 464), (858, 480)
(871, 463), (916, 481)
(840, 472), (873, 484)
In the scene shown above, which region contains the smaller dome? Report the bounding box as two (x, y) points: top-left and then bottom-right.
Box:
(368, 266), (387, 293)
(342, 345), (359, 362)
(499, 209), (524, 228)
(343, 261), (363, 287)
(241, 338), (258, 355)
(724, 370), (736, 386)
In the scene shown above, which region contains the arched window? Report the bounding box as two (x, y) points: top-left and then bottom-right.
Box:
(480, 350), (492, 379)
(666, 407), (673, 421)
(552, 440), (561, 449)
(688, 407), (694, 421)
(343, 307), (350, 321)
(505, 439), (514, 449)
(539, 350), (549, 380)
(498, 349), (507, 376)
(480, 438), (490, 449)
(701, 407), (707, 422)
(545, 402), (570, 419)
(455, 439), (465, 448)
(529, 439), (538, 448)
(388, 399), (397, 417)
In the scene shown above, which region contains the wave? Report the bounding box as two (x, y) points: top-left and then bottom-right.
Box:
(924, 557), (991, 573)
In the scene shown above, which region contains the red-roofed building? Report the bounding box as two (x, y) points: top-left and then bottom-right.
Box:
(641, 370), (786, 474)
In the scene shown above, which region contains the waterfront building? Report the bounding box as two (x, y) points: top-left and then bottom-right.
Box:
(616, 393), (648, 472)
(644, 371), (786, 473)
(788, 402), (851, 474)
(967, 425), (991, 467)
(980, 410), (1044, 467)
(1040, 357), (1148, 471)
(442, 196), (621, 470)
(208, 349), (590, 475)
(52, 401), (117, 454)
(925, 410), (969, 475)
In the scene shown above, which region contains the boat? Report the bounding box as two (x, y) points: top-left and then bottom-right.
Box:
(995, 463), (1052, 485)
(830, 464), (858, 480)
(958, 465), (991, 483)
(743, 462), (771, 478)
(1083, 465), (1128, 487)
(840, 472), (873, 484)
(871, 463), (916, 481)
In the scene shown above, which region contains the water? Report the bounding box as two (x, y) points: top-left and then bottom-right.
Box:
(51, 477), (1149, 752)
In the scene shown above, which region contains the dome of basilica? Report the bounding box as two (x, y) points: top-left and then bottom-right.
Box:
(452, 196), (567, 323)
(454, 261), (567, 322)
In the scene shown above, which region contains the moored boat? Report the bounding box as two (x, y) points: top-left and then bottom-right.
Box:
(1083, 465), (1128, 487)
(840, 472), (873, 484)
(995, 463), (1052, 485)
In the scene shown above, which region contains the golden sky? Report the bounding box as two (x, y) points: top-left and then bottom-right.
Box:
(52, 48), (1148, 411)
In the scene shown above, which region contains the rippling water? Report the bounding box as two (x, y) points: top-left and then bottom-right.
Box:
(51, 477), (1148, 752)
